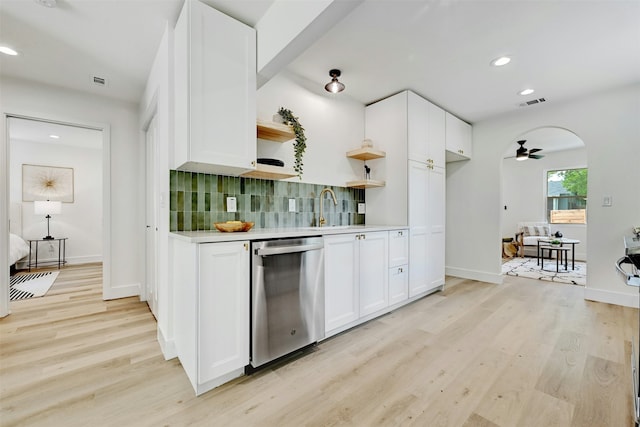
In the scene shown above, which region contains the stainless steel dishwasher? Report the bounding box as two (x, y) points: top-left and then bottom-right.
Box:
(251, 237), (324, 368)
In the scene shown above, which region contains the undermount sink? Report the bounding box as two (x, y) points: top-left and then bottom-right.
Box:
(299, 225), (355, 230)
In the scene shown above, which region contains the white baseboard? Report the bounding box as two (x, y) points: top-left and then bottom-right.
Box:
(103, 282), (140, 300)
(158, 327), (177, 360)
(15, 255), (102, 269)
(583, 287), (638, 308)
(445, 266), (503, 284)
(67, 255), (103, 264)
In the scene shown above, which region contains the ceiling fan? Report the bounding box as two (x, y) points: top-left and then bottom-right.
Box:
(516, 140), (544, 161)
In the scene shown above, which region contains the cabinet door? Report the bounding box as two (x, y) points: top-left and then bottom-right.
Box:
(427, 166), (446, 290)
(389, 265), (409, 305)
(407, 91), (429, 163)
(427, 102), (446, 167)
(445, 112), (472, 160)
(359, 232), (389, 317)
(175, 0), (256, 173)
(409, 227), (429, 297)
(324, 234), (359, 333)
(191, 1), (256, 170)
(408, 160), (429, 296)
(389, 229), (409, 267)
(198, 241), (249, 385)
(408, 161), (428, 227)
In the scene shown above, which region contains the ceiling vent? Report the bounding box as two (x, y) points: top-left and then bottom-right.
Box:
(519, 97), (546, 107)
(93, 76), (106, 86)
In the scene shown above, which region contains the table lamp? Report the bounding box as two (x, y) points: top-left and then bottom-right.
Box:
(34, 200), (62, 240)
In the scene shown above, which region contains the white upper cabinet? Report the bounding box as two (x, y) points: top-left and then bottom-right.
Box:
(428, 103), (446, 167)
(174, 0), (257, 175)
(407, 92), (446, 167)
(445, 112), (472, 162)
(407, 91), (429, 164)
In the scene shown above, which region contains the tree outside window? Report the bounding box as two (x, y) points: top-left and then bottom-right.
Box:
(547, 168), (587, 224)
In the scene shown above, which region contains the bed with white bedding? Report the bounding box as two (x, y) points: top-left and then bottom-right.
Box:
(10, 233), (30, 268)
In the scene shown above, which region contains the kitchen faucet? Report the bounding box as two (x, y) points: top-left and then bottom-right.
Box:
(319, 188), (338, 227)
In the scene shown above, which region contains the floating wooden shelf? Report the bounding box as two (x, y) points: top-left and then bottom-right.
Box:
(240, 164), (297, 180)
(346, 147), (386, 161)
(346, 179), (386, 189)
(257, 120), (295, 142)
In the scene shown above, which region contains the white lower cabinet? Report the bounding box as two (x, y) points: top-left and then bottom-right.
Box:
(389, 229), (409, 305)
(172, 239), (249, 395)
(324, 233), (360, 333)
(389, 265), (409, 305)
(324, 231), (388, 336)
(359, 232), (390, 317)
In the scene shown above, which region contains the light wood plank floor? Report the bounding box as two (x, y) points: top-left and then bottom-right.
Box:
(1, 265), (637, 426)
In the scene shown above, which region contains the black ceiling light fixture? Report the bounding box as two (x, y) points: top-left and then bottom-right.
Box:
(516, 140), (544, 161)
(324, 69), (345, 93)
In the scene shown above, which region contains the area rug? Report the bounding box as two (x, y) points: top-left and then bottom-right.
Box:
(502, 257), (586, 286)
(9, 271), (59, 301)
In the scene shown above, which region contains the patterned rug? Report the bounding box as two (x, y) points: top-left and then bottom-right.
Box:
(502, 257), (586, 286)
(9, 271), (59, 301)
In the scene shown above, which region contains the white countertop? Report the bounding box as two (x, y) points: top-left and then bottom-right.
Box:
(170, 225), (407, 243)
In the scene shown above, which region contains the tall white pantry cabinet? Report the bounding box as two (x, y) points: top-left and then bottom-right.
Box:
(364, 91), (446, 297)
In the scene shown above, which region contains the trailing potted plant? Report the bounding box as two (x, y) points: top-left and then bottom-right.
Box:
(277, 107), (306, 179)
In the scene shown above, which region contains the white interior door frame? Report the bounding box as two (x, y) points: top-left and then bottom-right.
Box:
(144, 113), (159, 317)
(1, 112), (110, 317)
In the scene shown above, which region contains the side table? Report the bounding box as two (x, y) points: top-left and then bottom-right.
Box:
(537, 238), (580, 270)
(539, 246), (570, 272)
(27, 238), (68, 271)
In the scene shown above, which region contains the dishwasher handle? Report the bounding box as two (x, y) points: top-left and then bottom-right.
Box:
(256, 243), (324, 256)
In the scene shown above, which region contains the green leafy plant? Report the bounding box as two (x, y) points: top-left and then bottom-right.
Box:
(550, 239), (562, 245)
(278, 107), (306, 179)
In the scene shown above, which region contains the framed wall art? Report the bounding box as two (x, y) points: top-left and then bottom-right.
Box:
(22, 164), (74, 203)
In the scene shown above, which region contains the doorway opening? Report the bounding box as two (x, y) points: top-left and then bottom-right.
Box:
(6, 115), (107, 307)
(500, 126), (588, 286)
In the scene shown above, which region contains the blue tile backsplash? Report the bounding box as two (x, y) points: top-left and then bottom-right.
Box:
(169, 170), (365, 232)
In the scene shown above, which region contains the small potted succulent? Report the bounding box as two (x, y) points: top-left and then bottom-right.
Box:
(550, 239), (562, 247)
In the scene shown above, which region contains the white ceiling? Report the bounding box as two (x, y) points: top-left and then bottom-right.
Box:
(1, 0), (639, 125)
(9, 117), (103, 149)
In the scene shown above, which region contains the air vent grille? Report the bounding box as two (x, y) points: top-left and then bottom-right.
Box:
(93, 76), (106, 86)
(519, 97), (546, 107)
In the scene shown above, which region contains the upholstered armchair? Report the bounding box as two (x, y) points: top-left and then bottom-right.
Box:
(515, 222), (551, 257)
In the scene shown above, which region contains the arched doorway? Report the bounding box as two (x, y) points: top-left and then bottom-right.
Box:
(500, 127), (588, 286)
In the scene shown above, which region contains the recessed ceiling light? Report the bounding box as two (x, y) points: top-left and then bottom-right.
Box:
(490, 56), (511, 67)
(49, 134), (60, 139)
(519, 88), (535, 96)
(0, 46), (18, 56)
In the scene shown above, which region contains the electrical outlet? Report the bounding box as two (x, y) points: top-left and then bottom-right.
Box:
(358, 203), (366, 214)
(226, 197), (237, 213)
(288, 198), (296, 212)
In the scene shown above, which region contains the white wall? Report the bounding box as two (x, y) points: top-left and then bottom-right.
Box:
(256, 71), (365, 186)
(1, 76), (142, 302)
(10, 138), (103, 264)
(447, 83), (640, 307)
(502, 146), (587, 260)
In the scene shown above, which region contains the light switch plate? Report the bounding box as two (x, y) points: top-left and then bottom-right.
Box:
(602, 195), (612, 207)
(288, 198), (296, 212)
(226, 197), (237, 212)
(358, 203), (366, 214)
